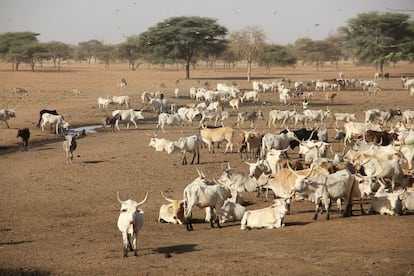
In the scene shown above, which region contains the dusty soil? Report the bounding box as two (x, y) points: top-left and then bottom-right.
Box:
(0, 61), (414, 275)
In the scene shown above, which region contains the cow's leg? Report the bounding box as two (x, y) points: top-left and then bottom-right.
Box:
(182, 152), (187, 165)
(121, 232), (129, 257)
(325, 196), (331, 220)
(132, 120), (138, 129)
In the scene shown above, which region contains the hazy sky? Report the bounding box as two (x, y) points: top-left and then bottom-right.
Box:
(1, 0), (413, 45)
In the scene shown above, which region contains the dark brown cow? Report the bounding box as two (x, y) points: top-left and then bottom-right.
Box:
(365, 130), (398, 146)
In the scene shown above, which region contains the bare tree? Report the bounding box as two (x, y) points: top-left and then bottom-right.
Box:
(228, 26), (266, 82)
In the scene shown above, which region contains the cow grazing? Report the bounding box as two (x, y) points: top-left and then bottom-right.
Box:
(40, 113), (69, 134)
(183, 169), (232, 231)
(0, 108), (16, 128)
(63, 135), (77, 164)
(200, 126), (234, 154)
(98, 97), (112, 109)
(158, 191), (184, 224)
(117, 191), (148, 257)
(16, 128), (30, 151)
(240, 199), (289, 230)
(112, 109), (144, 131)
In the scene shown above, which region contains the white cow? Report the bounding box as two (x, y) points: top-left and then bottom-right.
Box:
(240, 91), (259, 103)
(172, 135), (201, 165)
(40, 113), (70, 134)
(368, 187), (402, 215)
(112, 96), (130, 108)
(183, 170), (232, 231)
(267, 109), (296, 128)
(157, 113), (182, 133)
(117, 191), (148, 257)
(399, 189), (414, 213)
(303, 109), (331, 126)
(219, 199), (246, 224)
(148, 136), (175, 154)
(293, 168), (356, 220)
(98, 97), (112, 109)
(0, 108), (16, 128)
(112, 109), (144, 130)
(240, 199), (289, 230)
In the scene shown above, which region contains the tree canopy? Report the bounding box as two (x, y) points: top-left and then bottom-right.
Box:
(340, 12), (414, 72)
(137, 16), (228, 79)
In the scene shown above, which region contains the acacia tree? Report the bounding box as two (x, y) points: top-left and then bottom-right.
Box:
(117, 35), (145, 71)
(0, 32), (41, 71)
(258, 44), (297, 73)
(340, 12), (414, 73)
(228, 26), (266, 82)
(46, 41), (72, 71)
(78, 40), (103, 63)
(137, 16), (228, 79)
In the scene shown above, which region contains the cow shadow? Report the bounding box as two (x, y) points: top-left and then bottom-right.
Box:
(285, 221), (312, 227)
(151, 243), (198, 256)
(0, 239), (33, 246)
(82, 160), (107, 164)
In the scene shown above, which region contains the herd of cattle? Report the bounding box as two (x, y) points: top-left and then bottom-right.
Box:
(2, 74), (414, 257)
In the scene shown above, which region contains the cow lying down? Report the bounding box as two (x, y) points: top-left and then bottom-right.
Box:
(240, 199), (289, 230)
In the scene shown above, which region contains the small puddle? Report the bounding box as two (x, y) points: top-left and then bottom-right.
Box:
(68, 120), (158, 135)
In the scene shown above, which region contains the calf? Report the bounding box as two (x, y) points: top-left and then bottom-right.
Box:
(117, 191), (148, 257)
(63, 135), (77, 164)
(16, 128), (30, 151)
(98, 97), (112, 109)
(240, 199), (289, 230)
(102, 113), (121, 132)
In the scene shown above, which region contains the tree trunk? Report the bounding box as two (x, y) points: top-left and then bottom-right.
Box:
(185, 62), (190, 79)
(247, 61), (251, 82)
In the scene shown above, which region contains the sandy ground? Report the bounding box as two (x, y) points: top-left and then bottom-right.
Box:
(0, 61), (414, 275)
